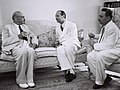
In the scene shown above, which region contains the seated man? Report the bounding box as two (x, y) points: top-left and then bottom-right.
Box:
(55, 10), (80, 82)
(87, 8), (120, 89)
(2, 11), (38, 89)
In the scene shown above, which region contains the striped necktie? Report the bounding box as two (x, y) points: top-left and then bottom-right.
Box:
(98, 27), (105, 43)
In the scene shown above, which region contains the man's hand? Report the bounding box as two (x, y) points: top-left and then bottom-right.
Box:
(29, 43), (37, 49)
(18, 32), (28, 41)
(18, 33), (25, 39)
(54, 41), (62, 47)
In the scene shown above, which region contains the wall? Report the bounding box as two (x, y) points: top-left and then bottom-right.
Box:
(1, 0), (103, 38)
(0, 2), (2, 26)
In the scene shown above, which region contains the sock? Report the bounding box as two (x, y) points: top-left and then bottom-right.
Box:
(66, 70), (70, 74)
(70, 69), (75, 74)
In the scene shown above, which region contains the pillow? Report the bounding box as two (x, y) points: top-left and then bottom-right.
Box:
(37, 29), (56, 47)
(35, 47), (57, 58)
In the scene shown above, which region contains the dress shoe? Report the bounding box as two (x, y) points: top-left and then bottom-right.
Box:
(28, 82), (35, 88)
(57, 65), (61, 70)
(18, 83), (29, 89)
(66, 73), (76, 82)
(93, 83), (103, 89)
(104, 74), (112, 85)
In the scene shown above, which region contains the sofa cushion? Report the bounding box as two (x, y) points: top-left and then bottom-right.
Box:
(113, 58), (120, 64)
(35, 47), (57, 58)
(26, 20), (57, 47)
(0, 47), (57, 62)
(37, 30), (56, 47)
(25, 20), (56, 36)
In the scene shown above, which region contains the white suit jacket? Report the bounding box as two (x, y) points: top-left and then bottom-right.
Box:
(56, 21), (80, 48)
(2, 23), (38, 51)
(94, 20), (120, 51)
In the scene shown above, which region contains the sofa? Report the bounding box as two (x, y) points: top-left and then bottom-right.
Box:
(0, 20), (84, 73)
(0, 20), (120, 75)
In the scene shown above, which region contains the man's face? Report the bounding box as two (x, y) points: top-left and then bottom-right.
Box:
(98, 11), (107, 26)
(14, 12), (25, 25)
(55, 11), (64, 24)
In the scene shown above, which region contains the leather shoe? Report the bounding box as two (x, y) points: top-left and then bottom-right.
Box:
(18, 83), (29, 89)
(104, 74), (112, 85)
(66, 73), (76, 82)
(57, 65), (61, 70)
(93, 83), (103, 89)
(28, 82), (35, 88)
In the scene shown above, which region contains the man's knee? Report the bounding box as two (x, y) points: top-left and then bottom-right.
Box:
(87, 52), (94, 62)
(29, 48), (34, 53)
(19, 49), (27, 55)
(57, 46), (64, 53)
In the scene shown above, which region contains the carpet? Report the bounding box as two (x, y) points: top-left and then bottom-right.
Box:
(0, 67), (120, 90)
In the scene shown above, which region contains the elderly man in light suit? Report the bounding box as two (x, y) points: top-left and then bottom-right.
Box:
(2, 11), (38, 89)
(87, 8), (120, 89)
(55, 10), (80, 82)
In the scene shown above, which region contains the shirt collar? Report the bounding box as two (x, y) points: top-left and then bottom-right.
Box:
(13, 23), (19, 28)
(104, 20), (112, 29)
(60, 20), (66, 28)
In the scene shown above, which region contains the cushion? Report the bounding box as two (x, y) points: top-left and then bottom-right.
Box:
(113, 58), (120, 64)
(25, 20), (57, 47)
(37, 29), (56, 47)
(77, 29), (84, 41)
(25, 20), (56, 36)
(35, 47), (57, 58)
(0, 47), (57, 62)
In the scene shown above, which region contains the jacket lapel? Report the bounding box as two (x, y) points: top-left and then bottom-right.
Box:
(11, 23), (19, 35)
(59, 21), (68, 39)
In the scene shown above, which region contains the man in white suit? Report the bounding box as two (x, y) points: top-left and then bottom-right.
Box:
(2, 11), (38, 88)
(55, 10), (80, 82)
(87, 8), (120, 89)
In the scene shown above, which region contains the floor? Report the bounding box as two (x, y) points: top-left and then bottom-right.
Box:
(75, 63), (120, 84)
(0, 62), (119, 90)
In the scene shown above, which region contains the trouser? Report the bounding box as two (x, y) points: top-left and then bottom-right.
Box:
(87, 49), (120, 85)
(57, 45), (77, 71)
(12, 46), (35, 84)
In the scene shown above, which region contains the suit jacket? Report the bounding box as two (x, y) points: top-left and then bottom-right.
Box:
(2, 23), (38, 51)
(56, 21), (80, 48)
(94, 20), (120, 51)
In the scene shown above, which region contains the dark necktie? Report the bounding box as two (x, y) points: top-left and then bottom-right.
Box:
(18, 25), (28, 41)
(98, 27), (105, 43)
(19, 25), (23, 33)
(60, 25), (63, 31)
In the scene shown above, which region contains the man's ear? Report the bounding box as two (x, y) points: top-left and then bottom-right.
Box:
(107, 16), (111, 21)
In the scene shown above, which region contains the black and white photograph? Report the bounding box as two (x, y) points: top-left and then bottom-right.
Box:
(0, 0), (120, 90)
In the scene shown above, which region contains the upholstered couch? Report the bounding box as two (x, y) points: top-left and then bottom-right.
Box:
(0, 20), (119, 75)
(0, 20), (84, 73)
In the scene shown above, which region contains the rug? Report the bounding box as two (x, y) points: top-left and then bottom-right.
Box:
(0, 67), (120, 90)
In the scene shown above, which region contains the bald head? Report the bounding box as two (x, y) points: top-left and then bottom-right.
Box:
(12, 11), (25, 25)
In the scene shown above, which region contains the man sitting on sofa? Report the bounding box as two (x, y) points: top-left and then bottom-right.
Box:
(87, 8), (120, 89)
(55, 10), (80, 82)
(2, 11), (38, 89)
